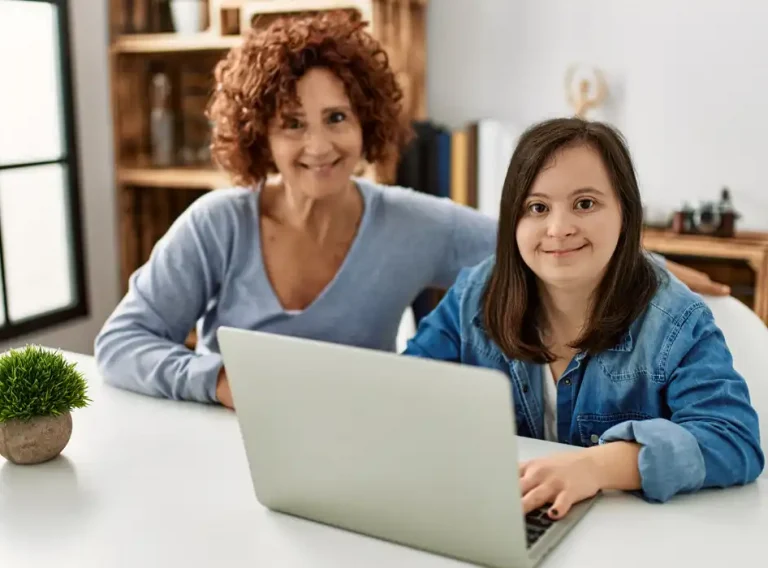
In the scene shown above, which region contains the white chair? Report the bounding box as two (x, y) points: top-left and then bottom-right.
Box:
(703, 295), (768, 463)
(396, 307), (417, 353)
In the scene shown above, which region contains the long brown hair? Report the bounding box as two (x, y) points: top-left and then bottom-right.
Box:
(482, 117), (659, 362)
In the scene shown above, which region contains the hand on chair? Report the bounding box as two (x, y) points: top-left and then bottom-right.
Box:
(665, 260), (731, 296)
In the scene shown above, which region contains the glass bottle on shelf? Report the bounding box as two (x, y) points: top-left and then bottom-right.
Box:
(718, 186), (738, 237)
(719, 187), (734, 213)
(150, 72), (174, 167)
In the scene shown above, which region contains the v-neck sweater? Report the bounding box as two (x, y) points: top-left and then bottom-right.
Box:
(94, 177), (498, 403)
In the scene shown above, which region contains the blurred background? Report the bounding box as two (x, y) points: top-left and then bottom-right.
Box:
(2, 0), (767, 355)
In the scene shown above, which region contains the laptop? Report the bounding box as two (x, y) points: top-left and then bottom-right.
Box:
(217, 326), (599, 568)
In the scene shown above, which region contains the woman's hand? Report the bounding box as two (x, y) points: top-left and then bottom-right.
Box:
(665, 259), (731, 296)
(519, 441), (642, 519)
(215, 368), (234, 409)
(519, 449), (602, 520)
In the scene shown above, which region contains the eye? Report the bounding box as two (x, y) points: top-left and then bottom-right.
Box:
(328, 111), (346, 124)
(282, 116), (303, 130)
(527, 202), (548, 215)
(575, 198), (596, 211)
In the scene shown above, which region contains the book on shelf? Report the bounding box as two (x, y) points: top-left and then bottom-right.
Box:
(396, 117), (522, 219)
(394, 117), (521, 322)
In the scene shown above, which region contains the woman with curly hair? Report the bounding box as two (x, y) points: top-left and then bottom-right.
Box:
(94, 10), (727, 408)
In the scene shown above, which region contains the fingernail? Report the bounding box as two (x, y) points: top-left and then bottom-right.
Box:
(549, 508), (558, 518)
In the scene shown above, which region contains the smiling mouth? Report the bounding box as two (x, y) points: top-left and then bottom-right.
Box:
(543, 244), (587, 256)
(300, 158), (342, 171)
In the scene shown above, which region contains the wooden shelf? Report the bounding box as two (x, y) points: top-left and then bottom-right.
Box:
(111, 33), (242, 54)
(642, 227), (768, 324)
(117, 166), (231, 189)
(643, 228), (768, 270)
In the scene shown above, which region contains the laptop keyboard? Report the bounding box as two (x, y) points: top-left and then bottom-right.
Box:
(525, 506), (557, 547)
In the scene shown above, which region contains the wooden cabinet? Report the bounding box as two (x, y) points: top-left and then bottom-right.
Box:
(107, 0), (428, 293)
(643, 228), (768, 324)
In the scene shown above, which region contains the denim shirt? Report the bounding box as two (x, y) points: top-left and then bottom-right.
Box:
(403, 256), (764, 502)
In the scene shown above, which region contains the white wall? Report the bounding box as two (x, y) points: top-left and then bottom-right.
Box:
(6, 0), (765, 352)
(0, 0), (119, 354)
(427, 0), (768, 231)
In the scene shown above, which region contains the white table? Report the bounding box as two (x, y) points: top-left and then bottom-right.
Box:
(1, 351), (765, 567)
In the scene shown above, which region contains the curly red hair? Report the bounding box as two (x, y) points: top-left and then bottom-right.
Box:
(207, 10), (412, 188)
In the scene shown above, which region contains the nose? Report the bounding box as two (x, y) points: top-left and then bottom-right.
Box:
(303, 126), (334, 157)
(546, 208), (577, 239)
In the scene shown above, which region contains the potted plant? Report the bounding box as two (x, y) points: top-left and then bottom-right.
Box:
(0, 345), (90, 465)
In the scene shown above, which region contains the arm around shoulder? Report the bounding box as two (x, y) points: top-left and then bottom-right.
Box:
(94, 195), (233, 404)
(403, 267), (475, 361)
(600, 304), (765, 502)
(432, 202), (497, 289)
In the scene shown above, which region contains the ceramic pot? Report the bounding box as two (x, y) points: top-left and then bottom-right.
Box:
(170, 0), (205, 34)
(0, 412), (72, 465)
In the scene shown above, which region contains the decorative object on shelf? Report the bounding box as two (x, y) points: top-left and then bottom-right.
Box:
(671, 187), (740, 238)
(240, 0), (373, 34)
(150, 72), (175, 167)
(114, 0), (175, 34)
(170, 0), (207, 34)
(565, 64), (608, 118)
(179, 65), (215, 165)
(642, 203), (673, 229)
(0, 346), (90, 465)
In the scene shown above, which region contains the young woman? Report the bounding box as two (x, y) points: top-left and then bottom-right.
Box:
(404, 118), (764, 518)
(94, 10), (727, 409)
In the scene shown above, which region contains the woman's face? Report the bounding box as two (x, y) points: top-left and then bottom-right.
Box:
(515, 144), (622, 291)
(267, 67), (364, 198)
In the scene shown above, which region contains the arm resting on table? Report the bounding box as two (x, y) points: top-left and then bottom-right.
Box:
(94, 199), (227, 404)
(600, 304), (764, 502)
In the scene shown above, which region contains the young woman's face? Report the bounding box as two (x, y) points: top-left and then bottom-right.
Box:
(515, 144), (622, 290)
(267, 67), (364, 198)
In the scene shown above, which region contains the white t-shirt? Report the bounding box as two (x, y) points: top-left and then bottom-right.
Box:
(542, 364), (559, 442)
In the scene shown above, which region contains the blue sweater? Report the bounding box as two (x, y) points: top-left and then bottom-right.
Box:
(94, 178), (497, 403)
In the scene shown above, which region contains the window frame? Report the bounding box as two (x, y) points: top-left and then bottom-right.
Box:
(0, 0), (88, 341)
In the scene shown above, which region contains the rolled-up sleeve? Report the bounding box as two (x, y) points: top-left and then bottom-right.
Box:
(600, 304), (764, 502)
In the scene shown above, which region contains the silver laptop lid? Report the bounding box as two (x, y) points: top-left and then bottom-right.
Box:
(218, 326), (533, 568)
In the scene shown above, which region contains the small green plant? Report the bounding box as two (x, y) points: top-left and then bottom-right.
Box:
(0, 345), (91, 423)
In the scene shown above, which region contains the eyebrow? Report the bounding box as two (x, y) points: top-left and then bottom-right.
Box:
(527, 187), (605, 199)
(281, 105), (352, 117)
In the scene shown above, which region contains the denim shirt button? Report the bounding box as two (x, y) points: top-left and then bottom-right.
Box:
(590, 434), (599, 444)
(563, 378), (572, 385)
(522, 384), (529, 394)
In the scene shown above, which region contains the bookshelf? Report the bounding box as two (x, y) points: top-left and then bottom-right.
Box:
(107, 0), (429, 297)
(110, 32), (243, 53)
(116, 166), (230, 189)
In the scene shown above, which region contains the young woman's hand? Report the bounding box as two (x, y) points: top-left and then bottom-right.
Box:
(519, 449), (602, 520)
(519, 441), (642, 519)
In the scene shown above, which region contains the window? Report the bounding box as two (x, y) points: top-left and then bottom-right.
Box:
(0, 0), (88, 340)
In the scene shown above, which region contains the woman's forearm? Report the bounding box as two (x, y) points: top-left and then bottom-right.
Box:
(587, 441), (642, 492)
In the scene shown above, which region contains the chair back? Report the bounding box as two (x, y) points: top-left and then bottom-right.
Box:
(704, 295), (768, 462)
